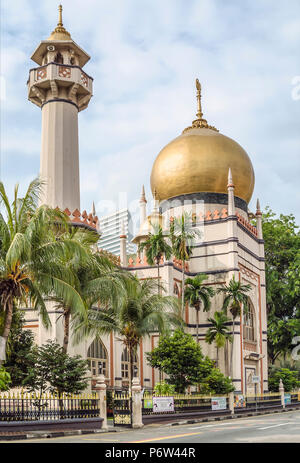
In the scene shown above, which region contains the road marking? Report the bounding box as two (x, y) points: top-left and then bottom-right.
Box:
(129, 431), (203, 443)
(258, 422), (292, 430)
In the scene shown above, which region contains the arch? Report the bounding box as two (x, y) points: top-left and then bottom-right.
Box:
(243, 300), (256, 342)
(54, 52), (64, 64)
(121, 347), (138, 379)
(87, 338), (108, 377)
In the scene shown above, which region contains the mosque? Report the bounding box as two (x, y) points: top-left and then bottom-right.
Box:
(24, 6), (268, 394)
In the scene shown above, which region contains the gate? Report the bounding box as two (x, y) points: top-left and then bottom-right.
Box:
(112, 391), (132, 427)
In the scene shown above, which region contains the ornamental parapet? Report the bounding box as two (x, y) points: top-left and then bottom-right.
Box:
(57, 207), (99, 231)
(127, 255), (189, 272)
(236, 212), (258, 237)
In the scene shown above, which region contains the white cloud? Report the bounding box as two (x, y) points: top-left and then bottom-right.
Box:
(1, 0), (300, 224)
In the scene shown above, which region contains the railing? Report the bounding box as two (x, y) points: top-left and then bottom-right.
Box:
(142, 393), (229, 416)
(0, 392), (99, 421)
(112, 391), (132, 427)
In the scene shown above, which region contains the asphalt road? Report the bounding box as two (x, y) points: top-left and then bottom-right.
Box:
(4, 409), (300, 444)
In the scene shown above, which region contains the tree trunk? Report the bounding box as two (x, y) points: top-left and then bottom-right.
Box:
(181, 259), (185, 311)
(196, 307), (199, 344)
(63, 308), (70, 354)
(1, 297), (14, 361)
(129, 346), (133, 394)
(231, 317), (235, 379)
(157, 260), (160, 295)
(216, 346), (219, 367)
(225, 339), (229, 376)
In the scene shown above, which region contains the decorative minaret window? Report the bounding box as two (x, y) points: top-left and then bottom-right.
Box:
(121, 348), (138, 379)
(243, 303), (256, 342)
(55, 52), (63, 64)
(87, 339), (108, 377)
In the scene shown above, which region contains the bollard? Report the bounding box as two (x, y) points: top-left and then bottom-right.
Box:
(279, 378), (285, 409)
(131, 377), (144, 429)
(95, 374), (108, 430)
(229, 392), (235, 415)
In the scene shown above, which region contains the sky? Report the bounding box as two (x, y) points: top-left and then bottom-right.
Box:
(1, 0), (300, 230)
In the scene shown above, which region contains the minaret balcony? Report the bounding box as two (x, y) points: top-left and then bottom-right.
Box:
(27, 62), (93, 111)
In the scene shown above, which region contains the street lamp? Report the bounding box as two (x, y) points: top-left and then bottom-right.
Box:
(133, 365), (138, 378)
(98, 361), (103, 375)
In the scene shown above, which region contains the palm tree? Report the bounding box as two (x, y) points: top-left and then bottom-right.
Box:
(170, 212), (201, 310)
(205, 311), (233, 370)
(138, 224), (172, 293)
(0, 179), (88, 361)
(74, 276), (183, 390)
(217, 276), (251, 378)
(184, 274), (215, 343)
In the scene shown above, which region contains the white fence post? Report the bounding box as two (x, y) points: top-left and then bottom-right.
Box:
(95, 374), (108, 430)
(132, 377), (144, 429)
(229, 392), (235, 415)
(279, 378), (285, 409)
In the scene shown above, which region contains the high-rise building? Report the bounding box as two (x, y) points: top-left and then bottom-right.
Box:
(98, 208), (136, 256)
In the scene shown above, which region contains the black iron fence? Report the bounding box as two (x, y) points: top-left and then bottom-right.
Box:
(0, 392), (100, 421)
(112, 391), (132, 427)
(142, 393), (229, 416)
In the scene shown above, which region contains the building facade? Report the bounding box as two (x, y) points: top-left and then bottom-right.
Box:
(98, 208), (136, 256)
(23, 6), (268, 394)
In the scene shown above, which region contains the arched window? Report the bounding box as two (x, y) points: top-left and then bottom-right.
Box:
(87, 339), (108, 377)
(121, 348), (138, 379)
(174, 282), (180, 297)
(55, 52), (63, 64)
(243, 303), (255, 342)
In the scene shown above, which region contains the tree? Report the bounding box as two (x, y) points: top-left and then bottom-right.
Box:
(205, 311), (233, 371)
(138, 224), (172, 294)
(261, 208), (300, 364)
(268, 366), (300, 392)
(3, 310), (35, 387)
(170, 212), (201, 310)
(0, 179), (88, 361)
(74, 276), (182, 390)
(199, 368), (234, 395)
(48, 227), (126, 353)
(23, 340), (89, 396)
(184, 274), (215, 343)
(146, 329), (233, 393)
(0, 366), (11, 391)
(217, 276), (251, 378)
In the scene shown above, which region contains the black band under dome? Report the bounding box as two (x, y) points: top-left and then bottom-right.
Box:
(159, 192), (248, 213)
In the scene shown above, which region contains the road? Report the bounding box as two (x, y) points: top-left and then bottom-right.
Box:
(4, 410), (300, 443)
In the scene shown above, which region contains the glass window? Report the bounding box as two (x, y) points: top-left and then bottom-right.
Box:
(87, 339), (108, 378)
(243, 304), (255, 342)
(121, 348), (138, 379)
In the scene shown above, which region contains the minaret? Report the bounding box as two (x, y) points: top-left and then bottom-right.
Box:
(119, 222), (127, 267)
(139, 185), (147, 226)
(256, 198), (263, 239)
(227, 168), (235, 216)
(28, 5), (93, 212)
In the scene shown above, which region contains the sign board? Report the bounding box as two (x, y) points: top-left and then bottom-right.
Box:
(284, 393), (291, 405)
(152, 396), (174, 413)
(234, 395), (246, 408)
(143, 399), (153, 409)
(211, 397), (227, 410)
(252, 376), (260, 384)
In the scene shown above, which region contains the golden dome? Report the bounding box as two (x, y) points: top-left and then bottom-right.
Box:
(150, 81), (255, 204)
(47, 5), (72, 41)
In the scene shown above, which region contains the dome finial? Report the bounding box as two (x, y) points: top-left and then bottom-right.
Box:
(195, 79), (203, 119)
(58, 4), (63, 27)
(47, 4), (71, 41)
(182, 79), (219, 133)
